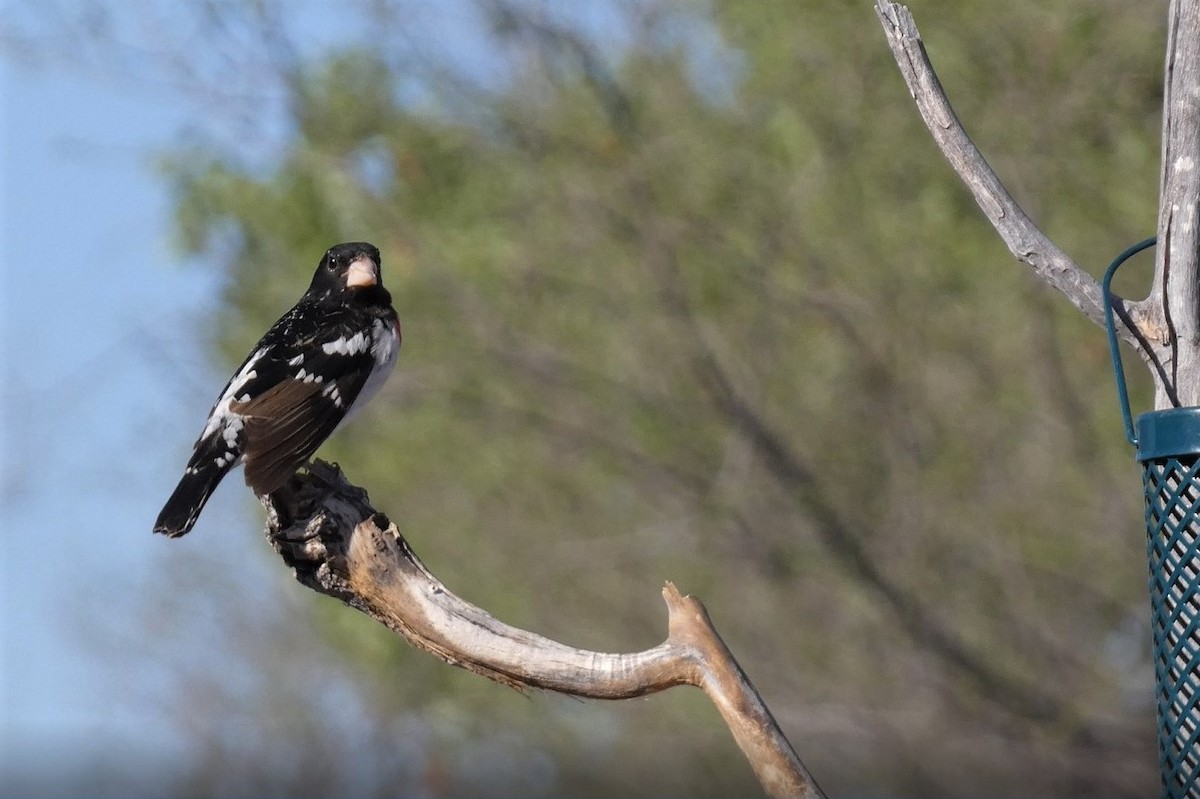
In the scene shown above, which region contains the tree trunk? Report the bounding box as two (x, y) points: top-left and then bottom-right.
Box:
(876, 2), (1200, 795)
(1153, 0), (1200, 408)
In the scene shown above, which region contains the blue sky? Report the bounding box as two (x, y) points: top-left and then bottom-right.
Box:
(0, 27), (230, 795)
(0, 6), (333, 794)
(0, 5), (520, 793)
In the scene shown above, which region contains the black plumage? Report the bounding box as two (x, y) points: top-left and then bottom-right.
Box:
(155, 242), (400, 538)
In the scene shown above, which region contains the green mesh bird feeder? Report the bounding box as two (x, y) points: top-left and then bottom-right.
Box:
(1106, 236), (1200, 798)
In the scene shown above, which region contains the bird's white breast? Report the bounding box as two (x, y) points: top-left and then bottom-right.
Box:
(342, 317), (399, 424)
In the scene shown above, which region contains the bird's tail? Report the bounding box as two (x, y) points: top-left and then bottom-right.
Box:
(154, 459), (230, 538)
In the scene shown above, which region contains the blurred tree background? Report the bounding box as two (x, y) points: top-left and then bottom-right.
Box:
(20, 0), (1169, 795)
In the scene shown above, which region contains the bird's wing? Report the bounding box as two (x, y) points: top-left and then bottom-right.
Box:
(229, 344), (376, 495)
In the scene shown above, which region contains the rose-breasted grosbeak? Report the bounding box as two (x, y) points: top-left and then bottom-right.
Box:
(155, 242), (400, 538)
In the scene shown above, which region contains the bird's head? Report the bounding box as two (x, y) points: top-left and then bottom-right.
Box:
(309, 242), (389, 304)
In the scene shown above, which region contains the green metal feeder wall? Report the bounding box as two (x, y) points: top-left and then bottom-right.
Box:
(1139, 408), (1200, 798)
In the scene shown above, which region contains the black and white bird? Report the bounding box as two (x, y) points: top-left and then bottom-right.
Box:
(155, 242), (400, 538)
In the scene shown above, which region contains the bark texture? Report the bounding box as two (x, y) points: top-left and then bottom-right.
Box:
(1155, 0), (1200, 407)
(876, 0), (1200, 410)
(263, 460), (824, 799)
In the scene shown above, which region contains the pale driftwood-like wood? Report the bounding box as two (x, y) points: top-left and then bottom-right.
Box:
(1154, 0), (1200, 407)
(875, 0), (1200, 410)
(873, 1), (1163, 364)
(873, 2), (1112, 329)
(262, 460), (824, 799)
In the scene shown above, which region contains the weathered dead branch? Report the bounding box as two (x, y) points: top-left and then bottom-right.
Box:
(1154, 0), (1200, 406)
(261, 460), (824, 799)
(873, 0), (1160, 357)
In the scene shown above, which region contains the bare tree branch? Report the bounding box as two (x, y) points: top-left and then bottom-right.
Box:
(262, 460), (825, 799)
(632, 215), (1074, 728)
(873, 1), (1154, 352)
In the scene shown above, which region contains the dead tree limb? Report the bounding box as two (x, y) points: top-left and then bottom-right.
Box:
(876, 0), (1200, 410)
(1153, 0), (1200, 406)
(873, 1), (1160, 358)
(262, 460), (824, 799)
(875, 0), (1200, 411)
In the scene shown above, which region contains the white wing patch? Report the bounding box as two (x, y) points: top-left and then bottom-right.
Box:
(222, 416), (243, 448)
(321, 382), (345, 408)
(201, 347), (266, 441)
(323, 330), (370, 356)
(296, 368), (323, 384)
(194, 316), (398, 460)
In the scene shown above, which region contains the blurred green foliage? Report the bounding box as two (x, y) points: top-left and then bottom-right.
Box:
(161, 0), (1165, 795)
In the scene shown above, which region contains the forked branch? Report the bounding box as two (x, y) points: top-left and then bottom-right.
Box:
(261, 460), (824, 799)
(873, 0), (1157, 354)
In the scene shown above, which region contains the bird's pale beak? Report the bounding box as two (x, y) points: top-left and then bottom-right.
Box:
(346, 256), (378, 288)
